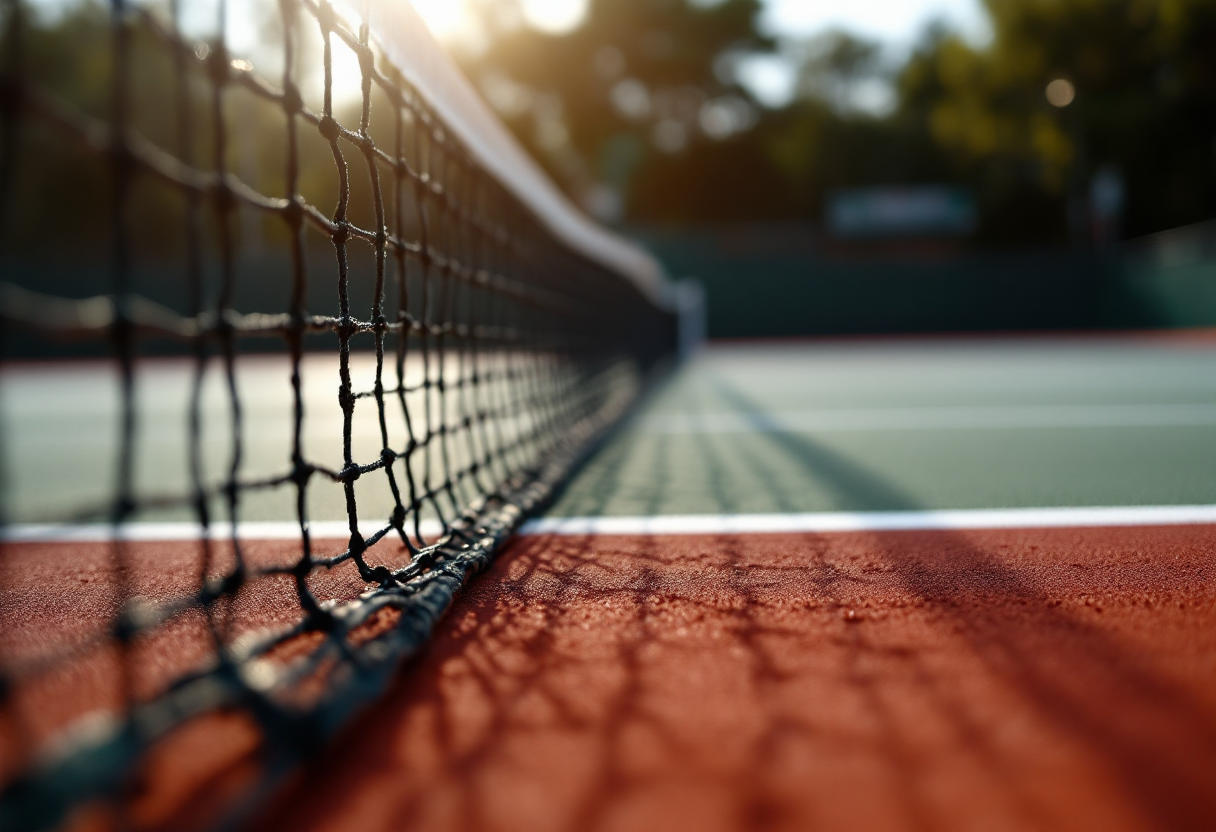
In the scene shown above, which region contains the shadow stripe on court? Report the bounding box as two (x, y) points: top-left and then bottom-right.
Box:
(641, 403), (1216, 433)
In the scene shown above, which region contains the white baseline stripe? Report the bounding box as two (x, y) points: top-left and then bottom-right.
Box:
(519, 505), (1216, 536)
(640, 404), (1216, 434)
(5, 506), (1215, 543)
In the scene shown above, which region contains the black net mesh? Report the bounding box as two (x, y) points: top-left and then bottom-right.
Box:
(0, 0), (675, 827)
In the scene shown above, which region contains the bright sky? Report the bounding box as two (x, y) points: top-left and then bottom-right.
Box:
(757, 0), (990, 44)
(409, 0), (989, 44)
(408, 0), (990, 109)
(411, 0), (591, 39)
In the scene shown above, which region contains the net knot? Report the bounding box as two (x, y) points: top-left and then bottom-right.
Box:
(112, 495), (136, 524)
(291, 462), (314, 487)
(317, 114), (341, 143)
(333, 315), (358, 341)
(331, 221), (350, 245)
(281, 81), (304, 116)
(282, 197), (305, 229)
(302, 604), (337, 633)
(213, 179), (236, 214)
(209, 569), (245, 599)
(212, 309), (236, 337)
(368, 565), (394, 585)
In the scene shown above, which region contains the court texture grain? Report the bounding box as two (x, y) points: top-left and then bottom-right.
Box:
(3, 333), (1216, 832)
(2, 0), (1215, 827)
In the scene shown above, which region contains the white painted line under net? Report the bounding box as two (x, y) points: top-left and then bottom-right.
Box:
(6, 505), (1215, 542)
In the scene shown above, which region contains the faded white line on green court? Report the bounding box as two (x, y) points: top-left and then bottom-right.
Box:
(521, 505), (1216, 535)
(641, 403), (1216, 434)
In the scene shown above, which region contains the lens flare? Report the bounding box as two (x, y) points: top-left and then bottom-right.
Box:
(1046, 78), (1076, 108)
(410, 0), (471, 40)
(521, 0), (588, 34)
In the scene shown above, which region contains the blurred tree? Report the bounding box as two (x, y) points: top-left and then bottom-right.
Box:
(1, 0), (351, 264)
(899, 0), (1216, 242)
(454, 0), (792, 222)
(476, 0), (1216, 242)
(762, 29), (955, 220)
(7, 0), (1215, 250)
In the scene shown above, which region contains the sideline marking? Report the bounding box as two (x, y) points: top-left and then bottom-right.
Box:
(641, 404), (1216, 434)
(519, 505), (1216, 536)
(5, 506), (1216, 542)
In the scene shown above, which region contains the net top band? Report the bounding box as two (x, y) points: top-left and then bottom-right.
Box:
(356, 0), (673, 309)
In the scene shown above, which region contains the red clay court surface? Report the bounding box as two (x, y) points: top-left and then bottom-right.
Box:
(3, 527), (1215, 832)
(3, 337), (1216, 831)
(258, 526), (1216, 832)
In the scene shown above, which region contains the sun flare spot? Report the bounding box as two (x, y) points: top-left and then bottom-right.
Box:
(409, 0), (587, 40)
(409, 0), (475, 41)
(520, 0), (588, 34)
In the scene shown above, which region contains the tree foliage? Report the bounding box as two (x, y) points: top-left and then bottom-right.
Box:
(899, 0), (1216, 240)
(459, 0), (1216, 241)
(452, 0), (788, 222)
(5, 0), (1216, 246)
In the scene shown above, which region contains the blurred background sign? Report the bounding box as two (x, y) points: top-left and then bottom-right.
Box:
(826, 186), (977, 239)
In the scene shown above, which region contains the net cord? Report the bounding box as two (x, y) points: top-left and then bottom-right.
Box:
(0, 0), (678, 827)
(355, 0), (673, 311)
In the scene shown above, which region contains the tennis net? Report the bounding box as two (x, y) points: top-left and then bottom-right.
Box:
(0, 0), (678, 828)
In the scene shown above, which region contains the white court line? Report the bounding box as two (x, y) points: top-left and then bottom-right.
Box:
(640, 404), (1216, 434)
(519, 505), (1216, 536)
(5, 506), (1215, 542)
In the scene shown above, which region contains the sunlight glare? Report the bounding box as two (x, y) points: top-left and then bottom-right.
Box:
(410, 0), (473, 41)
(328, 41), (365, 101)
(521, 0), (588, 34)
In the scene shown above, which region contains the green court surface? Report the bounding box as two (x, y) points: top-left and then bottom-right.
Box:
(4, 334), (1216, 527)
(6, 333), (1216, 832)
(551, 335), (1216, 518)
